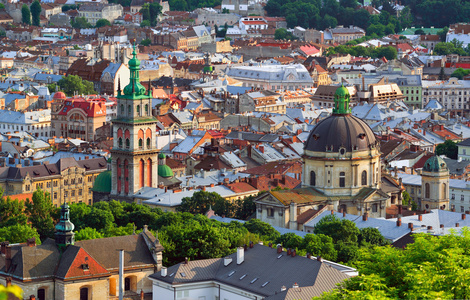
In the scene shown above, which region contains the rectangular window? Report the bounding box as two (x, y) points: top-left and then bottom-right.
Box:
(54, 192), (57, 199)
(462, 206), (465, 213)
(79, 189), (82, 196)
(461, 195), (465, 201)
(267, 208), (274, 218)
(452, 194), (455, 200)
(71, 190), (75, 197)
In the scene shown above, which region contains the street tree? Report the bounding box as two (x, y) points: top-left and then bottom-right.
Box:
(30, 0), (41, 26)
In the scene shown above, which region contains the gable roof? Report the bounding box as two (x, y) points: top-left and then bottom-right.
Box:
(56, 246), (109, 280)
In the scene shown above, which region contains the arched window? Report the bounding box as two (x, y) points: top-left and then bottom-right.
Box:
(146, 137), (151, 149)
(145, 104), (149, 115)
(425, 183), (430, 198)
(310, 171), (316, 186)
(136, 105), (140, 115)
(139, 159), (144, 188)
(361, 170), (367, 186)
(120, 104), (124, 114)
(118, 137), (122, 148)
(125, 138), (130, 149)
(80, 287), (89, 300)
(138, 138), (143, 149)
(339, 172), (345, 187)
(442, 183), (447, 198)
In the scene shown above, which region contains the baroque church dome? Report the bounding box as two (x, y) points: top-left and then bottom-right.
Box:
(423, 155), (448, 172)
(305, 84), (378, 153)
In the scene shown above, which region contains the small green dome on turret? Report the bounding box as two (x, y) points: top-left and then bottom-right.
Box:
(92, 170), (112, 193)
(158, 153), (166, 159)
(333, 84), (351, 115)
(158, 164), (174, 178)
(335, 84), (349, 98)
(55, 203), (75, 232)
(423, 155), (448, 172)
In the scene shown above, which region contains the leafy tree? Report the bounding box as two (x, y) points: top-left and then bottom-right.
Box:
(140, 20), (151, 27)
(316, 229), (470, 299)
(436, 140), (458, 159)
(85, 207), (114, 231)
(313, 214), (360, 244)
(177, 190), (233, 217)
(0, 224), (41, 245)
(140, 3), (151, 23)
(95, 18), (111, 28)
(0, 3), (6, 10)
(0, 194), (28, 227)
(75, 227), (104, 241)
(222, 8), (229, 13)
(62, 4), (78, 12)
(148, 2), (162, 26)
(414, 28), (425, 35)
(25, 189), (56, 240)
(140, 38), (151, 46)
(71, 16), (92, 29)
(402, 190), (411, 206)
(243, 219), (280, 240)
(21, 4), (31, 25)
(69, 202), (92, 230)
(438, 66), (446, 80)
(302, 234), (337, 261)
(437, 26), (449, 42)
(30, 1), (41, 27)
(451, 67), (470, 80)
(234, 196), (256, 220)
(358, 227), (388, 246)
(57, 75), (96, 96)
(276, 233), (303, 249)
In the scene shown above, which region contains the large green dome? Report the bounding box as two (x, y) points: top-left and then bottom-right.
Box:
(423, 155), (448, 172)
(93, 170), (112, 193)
(158, 164), (174, 178)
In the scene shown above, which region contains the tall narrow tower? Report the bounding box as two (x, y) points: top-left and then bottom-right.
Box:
(111, 44), (158, 197)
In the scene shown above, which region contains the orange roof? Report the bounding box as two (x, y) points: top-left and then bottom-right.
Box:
(2, 193), (33, 202)
(227, 182), (257, 193)
(62, 247), (109, 279)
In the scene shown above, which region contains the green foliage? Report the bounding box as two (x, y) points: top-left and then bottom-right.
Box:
(140, 38), (151, 46)
(30, 1), (41, 27)
(233, 196), (256, 220)
(168, 0), (221, 11)
(451, 67), (470, 80)
(57, 75), (96, 96)
(436, 139), (458, 159)
(358, 227), (388, 246)
(177, 190), (234, 217)
(25, 189), (56, 241)
(243, 219), (280, 240)
(95, 18), (111, 28)
(434, 39), (467, 56)
(302, 234), (337, 261)
(274, 28), (297, 40)
(71, 16), (92, 29)
(0, 224), (41, 245)
(316, 229), (470, 299)
(62, 4), (78, 12)
(401, 190), (411, 206)
(276, 232), (303, 249)
(0, 189), (28, 227)
(75, 227), (104, 241)
(0, 3), (5, 10)
(222, 8), (229, 13)
(314, 214), (360, 244)
(437, 26), (449, 42)
(140, 20), (151, 27)
(21, 4), (31, 25)
(140, 2), (162, 26)
(326, 45), (397, 60)
(108, 0), (131, 7)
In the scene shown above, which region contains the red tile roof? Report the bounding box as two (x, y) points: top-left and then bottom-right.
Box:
(58, 98), (106, 117)
(227, 182), (257, 193)
(62, 247), (109, 279)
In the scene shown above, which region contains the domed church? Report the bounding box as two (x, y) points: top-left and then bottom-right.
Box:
(255, 85), (402, 230)
(303, 84), (390, 215)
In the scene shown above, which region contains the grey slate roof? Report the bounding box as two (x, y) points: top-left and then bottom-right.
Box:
(150, 244), (350, 299)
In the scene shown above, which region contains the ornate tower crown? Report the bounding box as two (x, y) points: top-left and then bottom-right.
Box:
(119, 43), (151, 99)
(333, 84), (351, 115)
(55, 201), (75, 251)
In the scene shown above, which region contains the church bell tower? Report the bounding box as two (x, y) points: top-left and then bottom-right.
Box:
(111, 44), (159, 197)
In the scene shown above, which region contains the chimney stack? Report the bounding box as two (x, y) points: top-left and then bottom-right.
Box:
(330, 210), (334, 215)
(363, 212), (368, 221)
(5, 277), (11, 287)
(29, 296), (36, 300)
(268, 242), (272, 248)
(0, 241), (8, 254)
(184, 257), (189, 264)
(456, 222), (460, 227)
(317, 256), (322, 262)
(408, 222), (413, 230)
(27, 238), (36, 247)
(161, 267), (167, 277)
(5, 246), (12, 272)
(418, 214), (423, 221)
(462, 214), (466, 220)
(291, 249), (296, 257)
(237, 247), (244, 264)
(397, 218), (402, 227)
(307, 253), (311, 259)
(249, 241), (254, 248)
(287, 248), (291, 255)
(277, 245), (282, 253)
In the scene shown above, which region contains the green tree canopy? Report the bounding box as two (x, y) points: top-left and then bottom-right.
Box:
(21, 4), (31, 25)
(95, 18), (111, 28)
(0, 224), (41, 245)
(71, 16), (92, 29)
(436, 139), (458, 159)
(451, 67), (470, 80)
(25, 189), (56, 241)
(30, 0), (41, 27)
(313, 214), (360, 244)
(140, 38), (151, 46)
(177, 190), (234, 217)
(0, 192), (28, 227)
(57, 75), (96, 96)
(75, 227), (104, 241)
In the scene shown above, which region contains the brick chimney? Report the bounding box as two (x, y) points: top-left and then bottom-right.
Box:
(277, 245), (282, 253)
(418, 214), (422, 221)
(29, 296), (36, 300)
(397, 218), (402, 227)
(408, 222), (413, 230)
(5, 277), (11, 287)
(27, 238), (36, 247)
(259, 145), (264, 153)
(456, 222), (460, 227)
(363, 212), (368, 221)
